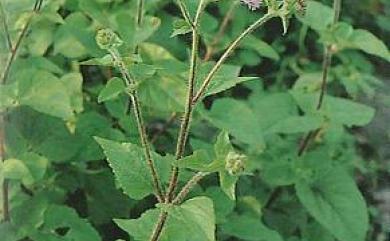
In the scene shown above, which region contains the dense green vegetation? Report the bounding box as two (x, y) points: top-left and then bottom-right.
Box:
(1, 0), (389, 241)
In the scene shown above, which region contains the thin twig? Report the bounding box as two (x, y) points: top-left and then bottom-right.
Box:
(316, 0), (341, 110)
(172, 172), (209, 205)
(176, 0), (195, 29)
(0, 114), (9, 222)
(204, 1), (238, 61)
(193, 12), (276, 103)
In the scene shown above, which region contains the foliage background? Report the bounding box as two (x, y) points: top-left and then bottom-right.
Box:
(0, 0), (389, 241)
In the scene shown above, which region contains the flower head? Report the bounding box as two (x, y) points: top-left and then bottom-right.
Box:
(225, 151), (247, 176)
(240, 0), (262, 11)
(96, 28), (123, 50)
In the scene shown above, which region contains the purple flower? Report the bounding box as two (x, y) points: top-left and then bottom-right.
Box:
(240, 0), (262, 10)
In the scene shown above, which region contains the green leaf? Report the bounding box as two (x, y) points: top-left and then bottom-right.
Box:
(268, 115), (323, 134)
(60, 73), (84, 113)
(291, 91), (375, 127)
(0, 158), (33, 185)
(115, 196), (216, 241)
(94, 137), (171, 200)
(98, 77), (126, 103)
(196, 64), (256, 98)
(18, 70), (74, 120)
(171, 18), (192, 37)
(295, 168), (369, 241)
(242, 36), (280, 61)
(31, 205), (101, 241)
(349, 29), (390, 61)
(221, 214), (283, 241)
(204, 98), (264, 147)
(299, 1), (333, 31)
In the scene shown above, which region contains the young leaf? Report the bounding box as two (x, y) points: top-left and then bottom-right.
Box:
(295, 168), (369, 241)
(98, 77), (126, 103)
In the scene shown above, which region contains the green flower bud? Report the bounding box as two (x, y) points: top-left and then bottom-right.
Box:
(96, 28), (123, 50)
(225, 151), (246, 176)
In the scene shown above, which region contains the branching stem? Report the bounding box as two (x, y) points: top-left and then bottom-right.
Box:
(193, 12), (276, 103)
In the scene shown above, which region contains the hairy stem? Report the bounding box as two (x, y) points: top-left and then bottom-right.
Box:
(149, 1), (205, 240)
(172, 172), (209, 205)
(193, 12), (276, 103)
(165, 0), (205, 203)
(109, 49), (164, 203)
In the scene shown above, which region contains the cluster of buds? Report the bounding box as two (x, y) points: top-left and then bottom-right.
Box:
(95, 28), (123, 50)
(225, 151), (247, 176)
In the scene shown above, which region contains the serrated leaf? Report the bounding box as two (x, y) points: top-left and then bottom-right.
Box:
(98, 77), (126, 103)
(115, 196), (215, 241)
(296, 168), (369, 241)
(94, 137), (171, 200)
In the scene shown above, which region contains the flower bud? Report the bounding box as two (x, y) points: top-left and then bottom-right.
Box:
(96, 28), (123, 50)
(225, 151), (246, 176)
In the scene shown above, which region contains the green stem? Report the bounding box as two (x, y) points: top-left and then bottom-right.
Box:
(172, 172), (209, 205)
(316, 0), (342, 110)
(192, 12), (276, 103)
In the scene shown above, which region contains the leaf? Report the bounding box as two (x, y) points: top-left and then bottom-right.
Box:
(349, 29), (390, 61)
(115, 196), (216, 241)
(171, 18), (192, 37)
(221, 214), (283, 241)
(0, 158), (33, 185)
(295, 168), (369, 241)
(204, 98), (264, 147)
(291, 91), (375, 127)
(98, 77), (126, 103)
(196, 63), (256, 98)
(30, 205), (101, 241)
(268, 115), (323, 134)
(19, 70), (74, 120)
(299, 1), (333, 31)
(94, 137), (171, 200)
(60, 73), (84, 113)
(242, 36), (280, 61)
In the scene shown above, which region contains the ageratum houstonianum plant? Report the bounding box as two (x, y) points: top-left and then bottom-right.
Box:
(93, 1), (321, 240)
(2, 0), (390, 240)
